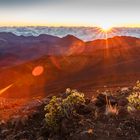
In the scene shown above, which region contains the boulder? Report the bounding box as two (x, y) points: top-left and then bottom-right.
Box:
(118, 98), (128, 106)
(77, 104), (92, 115)
(69, 129), (94, 140)
(95, 94), (106, 107)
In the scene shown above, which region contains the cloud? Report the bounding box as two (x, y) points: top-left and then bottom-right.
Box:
(0, 0), (42, 4)
(0, 0), (52, 7)
(0, 0), (139, 9)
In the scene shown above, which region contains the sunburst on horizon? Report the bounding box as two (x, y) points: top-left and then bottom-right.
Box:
(99, 23), (113, 32)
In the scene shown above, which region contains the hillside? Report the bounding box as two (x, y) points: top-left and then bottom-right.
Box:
(0, 33), (140, 98)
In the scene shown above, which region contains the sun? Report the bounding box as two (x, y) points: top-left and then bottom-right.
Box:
(99, 23), (112, 32)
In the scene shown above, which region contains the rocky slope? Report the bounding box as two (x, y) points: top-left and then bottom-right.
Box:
(0, 87), (139, 140)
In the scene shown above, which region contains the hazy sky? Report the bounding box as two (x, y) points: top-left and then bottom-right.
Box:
(0, 0), (140, 27)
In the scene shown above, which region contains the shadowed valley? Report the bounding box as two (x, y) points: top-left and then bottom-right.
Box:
(0, 33), (140, 98)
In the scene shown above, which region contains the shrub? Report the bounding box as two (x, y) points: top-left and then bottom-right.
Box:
(44, 89), (85, 131)
(127, 81), (140, 112)
(44, 96), (62, 130)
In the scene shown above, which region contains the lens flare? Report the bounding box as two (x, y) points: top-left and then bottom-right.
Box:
(32, 66), (44, 76)
(0, 84), (13, 95)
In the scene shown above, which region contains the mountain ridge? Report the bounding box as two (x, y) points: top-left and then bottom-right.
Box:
(0, 33), (140, 97)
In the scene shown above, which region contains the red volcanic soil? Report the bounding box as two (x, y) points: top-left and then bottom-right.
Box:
(0, 36), (140, 98)
(0, 97), (31, 121)
(0, 55), (138, 98)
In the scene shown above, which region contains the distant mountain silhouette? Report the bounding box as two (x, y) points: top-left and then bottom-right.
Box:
(0, 33), (140, 97)
(0, 33), (83, 66)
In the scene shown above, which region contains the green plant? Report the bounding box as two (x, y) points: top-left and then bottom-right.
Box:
(44, 96), (62, 130)
(127, 81), (140, 112)
(44, 89), (85, 131)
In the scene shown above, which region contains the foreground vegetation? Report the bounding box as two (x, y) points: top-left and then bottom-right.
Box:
(44, 89), (85, 131)
(0, 82), (140, 140)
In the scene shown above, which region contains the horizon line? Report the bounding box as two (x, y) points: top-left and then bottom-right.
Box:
(0, 22), (140, 28)
(0, 25), (140, 28)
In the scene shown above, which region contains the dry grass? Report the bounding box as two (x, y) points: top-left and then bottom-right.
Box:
(105, 95), (118, 116)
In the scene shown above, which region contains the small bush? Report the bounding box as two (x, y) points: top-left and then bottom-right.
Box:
(44, 89), (85, 131)
(127, 81), (140, 112)
(44, 96), (62, 130)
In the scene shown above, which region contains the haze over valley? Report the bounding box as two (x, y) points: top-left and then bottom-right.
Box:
(0, 27), (140, 41)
